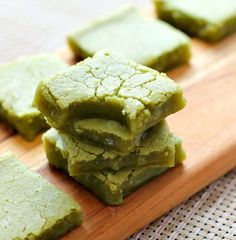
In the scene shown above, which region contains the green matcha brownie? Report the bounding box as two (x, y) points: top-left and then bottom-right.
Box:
(35, 50), (186, 150)
(67, 5), (191, 72)
(46, 135), (185, 205)
(0, 152), (83, 240)
(43, 120), (176, 175)
(154, 0), (236, 42)
(0, 53), (68, 140)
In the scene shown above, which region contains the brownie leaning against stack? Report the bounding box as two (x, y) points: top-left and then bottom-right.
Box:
(34, 49), (186, 205)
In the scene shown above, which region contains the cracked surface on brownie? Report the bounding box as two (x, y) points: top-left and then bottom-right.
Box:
(37, 50), (185, 133)
(46, 50), (180, 109)
(0, 152), (82, 240)
(46, 120), (173, 165)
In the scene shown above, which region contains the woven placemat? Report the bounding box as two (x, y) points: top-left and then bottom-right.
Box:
(130, 169), (236, 240)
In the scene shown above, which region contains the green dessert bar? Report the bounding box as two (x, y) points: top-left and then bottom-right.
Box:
(46, 134), (185, 205)
(43, 120), (176, 175)
(0, 152), (83, 240)
(0, 53), (68, 140)
(154, 0), (236, 42)
(73, 118), (145, 153)
(35, 50), (186, 151)
(67, 5), (191, 72)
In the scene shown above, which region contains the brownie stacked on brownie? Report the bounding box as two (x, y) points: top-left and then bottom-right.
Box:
(34, 49), (186, 205)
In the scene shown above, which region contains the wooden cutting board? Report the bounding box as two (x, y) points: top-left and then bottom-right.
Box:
(1, 16), (236, 240)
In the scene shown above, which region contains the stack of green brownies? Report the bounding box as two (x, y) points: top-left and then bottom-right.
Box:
(34, 49), (186, 205)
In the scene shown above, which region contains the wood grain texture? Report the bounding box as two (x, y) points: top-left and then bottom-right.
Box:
(1, 22), (236, 240)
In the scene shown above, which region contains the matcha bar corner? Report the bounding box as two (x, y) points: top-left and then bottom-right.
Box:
(154, 0), (236, 42)
(0, 53), (68, 140)
(0, 152), (83, 240)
